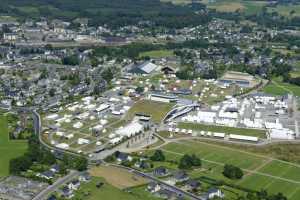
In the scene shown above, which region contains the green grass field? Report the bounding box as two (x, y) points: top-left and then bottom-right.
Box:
(139, 50), (174, 58)
(263, 78), (300, 97)
(0, 114), (28, 177)
(156, 140), (300, 199)
(178, 122), (266, 138)
(74, 177), (159, 200)
(126, 100), (174, 123)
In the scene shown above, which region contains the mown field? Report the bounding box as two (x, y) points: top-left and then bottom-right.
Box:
(126, 100), (174, 123)
(139, 50), (174, 58)
(178, 122), (267, 138)
(157, 140), (300, 200)
(0, 114), (28, 177)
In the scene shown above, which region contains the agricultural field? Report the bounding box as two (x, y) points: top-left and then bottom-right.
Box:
(126, 100), (174, 123)
(268, 4), (300, 17)
(202, 0), (268, 15)
(154, 140), (300, 199)
(0, 114), (28, 177)
(74, 177), (158, 200)
(89, 165), (148, 189)
(178, 122), (267, 138)
(139, 50), (174, 58)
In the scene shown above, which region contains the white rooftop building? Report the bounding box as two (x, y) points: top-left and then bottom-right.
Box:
(269, 128), (295, 140)
(115, 121), (144, 138)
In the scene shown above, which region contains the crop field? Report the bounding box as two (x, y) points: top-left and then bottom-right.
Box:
(89, 166), (148, 189)
(139, 50), (174, 58)
(126, 100), (174, 123)
(74, 177), (158, 200)
(178, 122), (267, 138)
(155, 140), (300, 199)
(0, 114), (28, 177)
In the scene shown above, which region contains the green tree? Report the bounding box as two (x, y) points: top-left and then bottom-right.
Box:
(223, 164), (243, 179)
(150, 150), (165, 162)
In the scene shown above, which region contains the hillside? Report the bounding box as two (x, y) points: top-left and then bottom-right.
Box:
(0, 0), (209, 28)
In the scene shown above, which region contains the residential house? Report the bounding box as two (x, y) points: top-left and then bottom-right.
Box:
(172, 171), (189, 183)
(153, 166), (168, 177)
(38, 170), (55, 180)
(79, 172), (91, 182)
(206, 188), (224, 199)
(186, 179), (201, 191)
(61, 186), (74, 199)
(147, 182), (161, 193)
(50, 164), (60, 173)
(68, 179), (80, 190)
(116, 152), (132, 163)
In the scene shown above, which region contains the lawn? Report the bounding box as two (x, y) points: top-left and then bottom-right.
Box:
(178, 122), (266, 138)
(89, 166), (148, 189)
(126, 100), (174, 123)
(0, 114), (28, 177)
(74, 177), (158, 200)
(139, 50), (174, 58)
(155, 140), (300, 199)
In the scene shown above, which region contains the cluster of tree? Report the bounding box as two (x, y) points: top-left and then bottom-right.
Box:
(60, 72), (81, 86)
(100, 68), (114, 84)
(61, 154), (88, 172)
(10, 135), (56, 175)
(178, 154), (201, 169)
(10, 134), (88, 176)
(223, 164), (243, 180)
(239, 190), (287, 200)
(19, 48), (45, 55)
(150, 150), (165, 162)
(62, 55), (80, 66)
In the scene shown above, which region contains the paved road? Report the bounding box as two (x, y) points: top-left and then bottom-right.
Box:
(32, 170), (81, 200)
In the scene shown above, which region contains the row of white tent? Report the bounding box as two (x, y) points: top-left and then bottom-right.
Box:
(168, 127), (259, 142)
